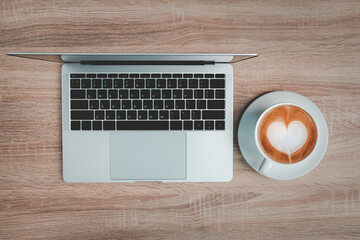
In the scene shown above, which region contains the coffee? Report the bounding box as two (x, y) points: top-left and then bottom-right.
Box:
(257, 105), (317, 164)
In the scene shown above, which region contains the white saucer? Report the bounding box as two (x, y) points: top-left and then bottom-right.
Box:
(237, 91), (328, 180)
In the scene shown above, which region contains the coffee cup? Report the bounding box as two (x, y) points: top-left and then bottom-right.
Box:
(254, 103), (319, 174)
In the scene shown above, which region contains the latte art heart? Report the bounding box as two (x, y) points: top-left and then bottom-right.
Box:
(257, 105), (317, 164)
(266, 120), (308, 155)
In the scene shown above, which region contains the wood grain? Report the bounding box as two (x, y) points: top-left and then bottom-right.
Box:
(1, 0), (360, 239)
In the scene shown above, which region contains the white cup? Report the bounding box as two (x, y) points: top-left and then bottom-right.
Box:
(254, 103), (320, 174)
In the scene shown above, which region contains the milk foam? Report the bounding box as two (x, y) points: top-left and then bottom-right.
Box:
(266, 120), (308, 156)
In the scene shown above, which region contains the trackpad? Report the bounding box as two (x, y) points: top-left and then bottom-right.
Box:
(110, 132), (186, 180)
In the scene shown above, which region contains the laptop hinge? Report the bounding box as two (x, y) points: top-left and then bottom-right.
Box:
(80, 60), (215, 65)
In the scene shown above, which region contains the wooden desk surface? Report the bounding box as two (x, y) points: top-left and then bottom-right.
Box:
(1, 1), (359, 239)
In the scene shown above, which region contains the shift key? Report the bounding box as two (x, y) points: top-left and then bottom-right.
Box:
(71, 111), (94, 120)
(202, 110), (225, 119)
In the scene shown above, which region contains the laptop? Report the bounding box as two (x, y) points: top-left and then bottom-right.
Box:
(6, 53), (257, 182)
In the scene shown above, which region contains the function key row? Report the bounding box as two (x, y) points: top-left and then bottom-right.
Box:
(70, 78), (225, 89)
(70, 73), (225, 79)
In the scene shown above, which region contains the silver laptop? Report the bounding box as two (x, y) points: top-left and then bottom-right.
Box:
(6, 53), (257, 182)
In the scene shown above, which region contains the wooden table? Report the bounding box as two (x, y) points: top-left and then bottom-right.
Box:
(1, 1), (359, 239)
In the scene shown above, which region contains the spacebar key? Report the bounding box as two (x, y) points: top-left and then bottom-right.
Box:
(117, 121), (169, 130)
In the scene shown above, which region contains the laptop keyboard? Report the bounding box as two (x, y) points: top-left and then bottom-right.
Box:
(69, 73), (226, 131)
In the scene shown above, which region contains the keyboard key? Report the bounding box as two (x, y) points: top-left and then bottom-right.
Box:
(191, 110), (201, 119)
(151, 90), (161, 99)
(132, 100), (142, 109)
(197, 100), (206, 109)
(114, 79), (123, 88)
(186, 100), (195, 109)
(71, 121), (81, 130)
(181, 110), (190, 119)
(151, 73), (161, 78)
(205, 121), (214, 130)
(130, 90), (139, 99)
(146, 79), (155, 88)
(165, 100), (174, 109)
(178, 79), (187, 88)
(127, 111), (137, 120)
(173, 74), (182, 78)
(103, 79), (112, 88)
(157, 79), (166, 88)
(170, 110), (180, 119)
(117, 121), (168, 130)
(86, 74), (96, 78)
(108, 90), (118, 99)
(71, 100), (88, 109)
(175, 100), (185, 109)
(100, 100), (110, 109)
(162, 90), (171, 99)
(124, 79), (134, 88)
(119, 90), (129, 99)
(122, 100), (131, 109)
(106, 111), (115, 120)
(81, 79), (91, 88)
(116, 111), (126, 119)
(103, 121), (115, 130)
(167, 79), (177, 88)
(149, 110), (158, 120)
(205, 89), (214, 99)
(135, 79), (144, 88)
(215, 90), (225, 99)
(170, 121), (182, 130)
(208, 100), (225, 109)
(143, 100), (153, 109)
(173, 90), (182, 99)
(183, 90), (193, 99)
(205, 73), (214, 78)
(183, 74), (193, 78)
(210, 79), (225, 88)
(141, 89), (150, 99)
(71, 74), (85, 78)
(92, 79), (101, 88)
(202, 110), (225, 119)
(93, 121), (102, 130)
(71, 111), (93, 120)
(162, 73), (171, 78)
(215, 121), (225, 130)
(183, 121), (193, 130)
(97, 90), (107, 99)
(154, 100), (164, 109)
(111, 100), (120, 109)
(194, 121), (204, 130)
(159, 110), (169, 119)
(138, 111), (148, 120)
(97, 74), (107, 78)
(141, 73), (150, 78)
(108, 73), (118, 78)
(194, 74), (203, 78)
(90, 100), (99, 109)
(130, 73), (139, 78)
(82, 121), (91, 130)
(95, 111), (104, 120)
(200, 79), (209, 88)
(87, 90), (96, 99)
(71, 90), (86, 99)
(215, 74), (225, 78)
(194, 90), (203, 99)
(189, 79), (198, 88)
(119, 73), (128, 78)
(70, 79), (80, 88)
